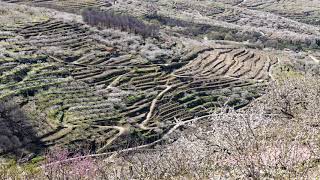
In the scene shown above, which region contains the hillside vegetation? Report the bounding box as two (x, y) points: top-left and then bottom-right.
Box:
(0, 0), (319, 179)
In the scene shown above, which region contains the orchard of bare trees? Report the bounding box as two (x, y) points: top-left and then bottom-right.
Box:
(82, 8), (159, 38)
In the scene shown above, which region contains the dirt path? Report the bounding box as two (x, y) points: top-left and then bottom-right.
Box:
(42, 114), (214, 168)
(107, 74), (126, 89)
(267, 56), (278, 81)
(41, 122), (79, 143)
(94, 125), (130, 153)
(309, 55), (320, 64)
(139, 85), (172, 130)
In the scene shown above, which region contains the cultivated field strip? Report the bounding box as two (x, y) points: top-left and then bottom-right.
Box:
(238, 0), (320, 26)
(1, 0), (111, 13)
(95, 0), (320, 51)
(0, 8), (277, 153)
(174, 48), (278, 81)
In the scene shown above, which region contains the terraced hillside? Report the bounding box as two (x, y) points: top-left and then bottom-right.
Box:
(1, 0), (111, 13)
(0, 0), (319, 156)
(238, 0), (320, 26)
(3, 0), (320, 50)
(95, 0), (320, 50)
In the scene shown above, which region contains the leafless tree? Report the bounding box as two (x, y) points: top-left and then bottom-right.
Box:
(82, 8), (160, 38)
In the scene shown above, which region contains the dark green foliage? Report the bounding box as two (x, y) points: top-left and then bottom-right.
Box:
(126, 94), (145, 105)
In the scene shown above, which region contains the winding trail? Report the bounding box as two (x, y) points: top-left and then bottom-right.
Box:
(139, 85), (172, 130)
(309, 55), (320, 64)
(107, 74), (126, 89)
(95, 125), (130, 153)
(267, 56), (278, 81)
(41, 123), (79, 143)
(42, 114), (214, 168)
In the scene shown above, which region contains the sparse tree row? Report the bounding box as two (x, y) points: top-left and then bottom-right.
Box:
(81, 8), (160, 38)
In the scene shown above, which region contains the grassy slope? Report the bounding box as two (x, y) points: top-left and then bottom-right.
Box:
(0, 0), (319, 159)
